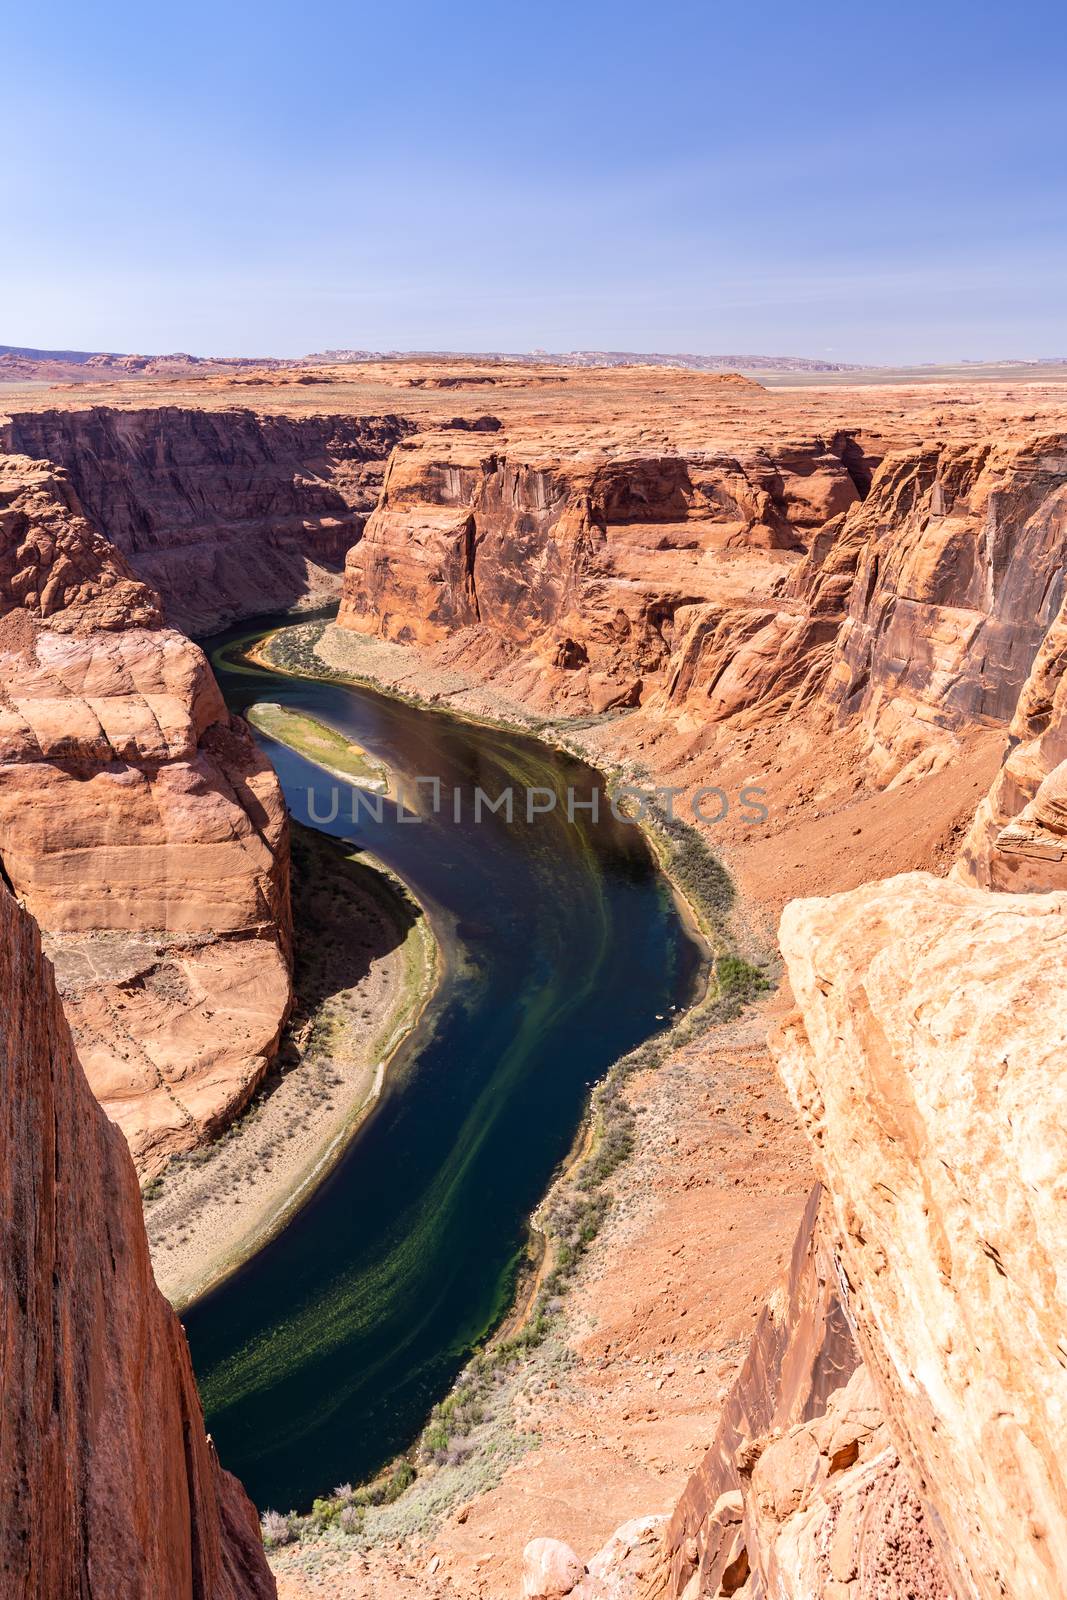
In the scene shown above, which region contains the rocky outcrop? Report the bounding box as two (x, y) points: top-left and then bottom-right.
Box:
(522, 1520), (668, 1599)
(774, 873), (1067, 1600)
(339, 429), (1067, 804)
(956, 594), (1067, 890)
(656, 435), (1067, 773)
(0, 454), (291, 1173)
(638, 1187), (951, 1600)
(808, 437), (1067, 782)
(608, 867), (1067, 1600)
(0, 875), (274, 1598)
(338, 429), (874, 713)
(2, 407), (415, 633)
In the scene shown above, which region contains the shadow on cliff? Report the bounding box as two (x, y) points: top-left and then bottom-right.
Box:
(279, 822), (421, 1073)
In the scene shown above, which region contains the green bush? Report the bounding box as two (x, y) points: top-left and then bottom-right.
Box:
(716, 953), (771, 1002)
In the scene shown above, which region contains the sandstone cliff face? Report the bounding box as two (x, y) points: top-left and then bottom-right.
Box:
(628, 1188), (951, 1600)
(0, 454), (291, 1173)
(2, 406), (414, 633)
(0, 876), (274, 1599)
(338, 430), (872, 714)
(652, 434), (1067, 775)
(809, 437), (1067, 783)
(338, 428), (1067, 802)
(775, 874), (1067, 1600)
(956, 595), (1067, 891)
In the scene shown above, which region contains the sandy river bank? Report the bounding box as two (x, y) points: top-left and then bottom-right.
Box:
(145, 825), (440, 1311)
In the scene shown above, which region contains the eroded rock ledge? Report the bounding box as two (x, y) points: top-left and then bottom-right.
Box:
(774, 874), (1067, 1600)
(0, 453), (292, 1173)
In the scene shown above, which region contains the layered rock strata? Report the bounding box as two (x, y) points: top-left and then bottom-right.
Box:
(2, 407), (414, 632)
(633, 1189), (952, 1600)
(0, 454), (291, 1172)
(338, 431), (1067, 797)
(0, 875), (275, 1599)
(338, 429), (874, 714)
(773, 873), (1067, 1600)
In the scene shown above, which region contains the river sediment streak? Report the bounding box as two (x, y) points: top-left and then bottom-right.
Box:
(183, 615), (704, 1512)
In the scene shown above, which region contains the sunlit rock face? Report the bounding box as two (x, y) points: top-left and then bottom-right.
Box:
(338, 426), (872, 715)
(776, 873), (1067, 1600)
(0, 453), (292, 1173)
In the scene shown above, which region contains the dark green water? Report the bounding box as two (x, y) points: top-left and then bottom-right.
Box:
(183, 615), (704, 1513)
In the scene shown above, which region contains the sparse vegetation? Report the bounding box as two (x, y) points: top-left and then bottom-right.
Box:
(246, 702), (389, 790)
(260, 1509), (296, 1549)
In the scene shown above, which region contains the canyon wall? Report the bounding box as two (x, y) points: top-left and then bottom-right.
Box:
(0, 874), (274, 1599)
(337, 430), (1067, 791)
(509, 430), (1067, 1599)
(2, 406), (415, 633)
(338, 429), (873, 713)
(0, 453), (292, 1172)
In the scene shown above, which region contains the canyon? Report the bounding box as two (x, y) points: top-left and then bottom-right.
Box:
(2, 359), (1067, 1596)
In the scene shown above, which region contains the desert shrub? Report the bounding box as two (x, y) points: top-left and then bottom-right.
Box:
(260, 1509), (295, 1548)
(716, 953), (771, 1002)
(309, 1496), (342, 1531)
(383, 1461), (416, 1501)
(339, 1505), (365, 1536)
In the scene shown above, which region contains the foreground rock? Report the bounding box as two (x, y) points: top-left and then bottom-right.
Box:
(524, 870), (1067, 1599)
(0, 876), (274, 1598)
(774, 874), (1067, 1600)
(648, 1189), (951, 1599)
(0, 454), (291, 1172)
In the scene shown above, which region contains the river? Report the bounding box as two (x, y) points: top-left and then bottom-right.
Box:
(183, 615), (704, 1513)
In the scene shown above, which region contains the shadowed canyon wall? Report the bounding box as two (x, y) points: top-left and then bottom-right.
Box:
(0, 453), (292, 1172)
(2, 407), (415, 633)
(0, 875), (274, 1599)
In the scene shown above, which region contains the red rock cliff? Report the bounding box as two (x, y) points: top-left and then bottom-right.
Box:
(2, 407), (415, 633)
(0, 454), (292, 1173)
(337, 427), (1067, 792)
(338, 427), (873, 714)
(0, 875), (275, 1599)
(773, 874), (1067, 1600)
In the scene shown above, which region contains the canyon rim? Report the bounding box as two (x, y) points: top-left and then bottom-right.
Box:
(4, 1), (1067, 1595)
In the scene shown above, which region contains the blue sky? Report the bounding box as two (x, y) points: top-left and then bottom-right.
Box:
(5, 0), (1065, 362)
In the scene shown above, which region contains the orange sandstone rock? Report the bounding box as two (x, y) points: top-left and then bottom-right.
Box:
(776, 874), (1067, 1600)
(0, 455), (291, 1173)
(0, 876), (274, 1598)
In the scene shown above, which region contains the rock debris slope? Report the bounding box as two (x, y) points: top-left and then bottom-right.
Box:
(0, 875), (274, 1599)
(0, 453), (291, 1173)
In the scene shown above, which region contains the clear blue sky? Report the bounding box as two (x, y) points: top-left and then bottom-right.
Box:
(5, 0), (1065, 363)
